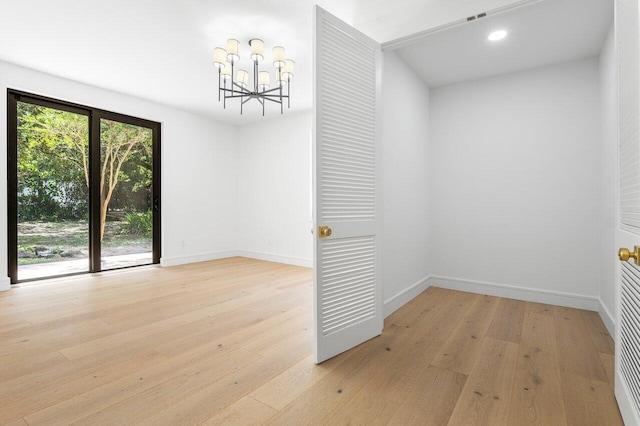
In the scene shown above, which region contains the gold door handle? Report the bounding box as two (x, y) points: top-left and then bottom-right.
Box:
(319, 226), (332, 238)
(619, 246), (640, 265)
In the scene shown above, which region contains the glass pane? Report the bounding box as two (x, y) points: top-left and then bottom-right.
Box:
(100, 119), (153, 270)
(17, 102), (90, 280)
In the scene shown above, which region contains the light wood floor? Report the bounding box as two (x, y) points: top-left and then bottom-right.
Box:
(0, 257), (623, 425)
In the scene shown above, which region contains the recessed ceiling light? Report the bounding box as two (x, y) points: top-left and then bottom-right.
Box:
(488, 30), (507, 41)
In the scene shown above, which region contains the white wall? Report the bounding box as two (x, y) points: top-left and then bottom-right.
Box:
(599, 25), (617, 334)
(0, 51), (610, 328)
(428, 58), (602, 310)
(381, 51), (431, 316)
(237, 110), (313, 267)
(0, 60), (239, 287)
(237, 50), (435, 318)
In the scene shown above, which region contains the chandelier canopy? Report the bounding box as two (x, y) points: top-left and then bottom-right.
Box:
(212, 39), (294, 116)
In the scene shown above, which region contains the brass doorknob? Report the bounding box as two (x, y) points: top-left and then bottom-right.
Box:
(619, 246), (640, 265)
(319, 226), (332, 238)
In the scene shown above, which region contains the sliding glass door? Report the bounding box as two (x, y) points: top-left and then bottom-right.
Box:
(13, 100), (91, 281)
(99, 117), (155, 271)
(7, 90), (161, 283)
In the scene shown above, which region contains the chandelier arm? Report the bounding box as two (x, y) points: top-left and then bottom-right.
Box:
(254, 60), (259, 92)
(231, 60), (235, 97)
(254, 96), (265, 116)
(241, 97), (253, 105)
(225, 94), (254, 99)
(258, 86), (283, 95)
(261, 97), (282, 104)
(280, 79), (283, 114)
(221, 87), (251, 96)
(230, 81), (250, 92)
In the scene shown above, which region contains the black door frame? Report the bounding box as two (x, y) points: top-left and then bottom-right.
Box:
(7, 89), (161, 283)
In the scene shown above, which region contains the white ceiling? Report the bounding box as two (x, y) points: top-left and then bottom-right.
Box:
(393, 0), (614, 88)
(0, 0), (606, 125)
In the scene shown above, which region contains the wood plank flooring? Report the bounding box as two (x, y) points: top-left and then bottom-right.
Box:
(0, 257), (622, 425)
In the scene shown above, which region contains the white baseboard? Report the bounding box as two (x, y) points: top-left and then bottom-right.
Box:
(161, 250), (313, 269)
(616, 370), (640, 426)
(0, 277), (10, 291)
(429, 275), (599, 311)
(160, 250), (239, 267)
(383, 276), (430, 318)
(236, 250), (313, 268)
(598, 299), (616, 341)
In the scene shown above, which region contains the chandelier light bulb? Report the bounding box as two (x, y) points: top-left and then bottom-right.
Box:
(258, 71), (270, 91)
(236, 69), (249, 88)
(212, 47), (227, 69)
(273, 46), (286, 68)
(226, 39), (240, 63)
(221, 62), (232, 82)
(282, 59), (295, 80)
(250, 39), (265, 62)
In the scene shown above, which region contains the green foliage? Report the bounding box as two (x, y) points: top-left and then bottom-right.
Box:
(123, 211), (153, 236)
(100, 119), (153, 214)
(17, 103), (89, 220)
(16, 102), (153, 224)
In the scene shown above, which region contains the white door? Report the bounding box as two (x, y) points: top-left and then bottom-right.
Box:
(313, 6), (382, 363)
(616, 0), (640, 423)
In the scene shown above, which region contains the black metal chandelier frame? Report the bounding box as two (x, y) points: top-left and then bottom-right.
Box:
(213, 39), (293, 116)
(217, 59), (290, 116)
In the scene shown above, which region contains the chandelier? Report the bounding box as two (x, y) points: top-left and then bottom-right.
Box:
(212, 39), (294, 116)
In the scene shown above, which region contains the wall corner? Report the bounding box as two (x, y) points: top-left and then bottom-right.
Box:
(598, 298), (616, 342)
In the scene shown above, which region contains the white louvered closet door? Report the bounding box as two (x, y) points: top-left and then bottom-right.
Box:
(616, 0), (640, 424)
(313, 6), (382, 364)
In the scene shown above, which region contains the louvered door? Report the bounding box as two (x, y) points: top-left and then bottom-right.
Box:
(313, 6), (382, 363)
(616, 0), (640, 424)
